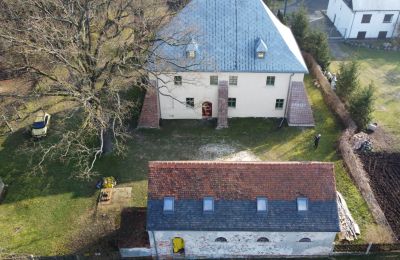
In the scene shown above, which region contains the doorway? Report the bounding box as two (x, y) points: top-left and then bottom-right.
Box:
(172, 237), (185, 254)
(202, 101), (212, 118)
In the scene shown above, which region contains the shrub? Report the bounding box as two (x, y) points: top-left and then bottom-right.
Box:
(349, 83), (375, 129)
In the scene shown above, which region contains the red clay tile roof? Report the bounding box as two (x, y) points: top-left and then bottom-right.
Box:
(148, 161), (336, 201)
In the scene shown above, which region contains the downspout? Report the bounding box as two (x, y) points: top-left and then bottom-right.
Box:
(151, 230), (159, 260)
(348, 11), (356, 39)
(284, 73), (295, 120)
(391, 11), (400, 38)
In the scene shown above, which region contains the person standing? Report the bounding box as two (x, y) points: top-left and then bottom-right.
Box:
(314, 134), (321, 148)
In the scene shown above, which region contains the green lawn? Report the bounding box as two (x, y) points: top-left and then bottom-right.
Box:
(0, 76), (375, 256)
(330, 44), (400, 146)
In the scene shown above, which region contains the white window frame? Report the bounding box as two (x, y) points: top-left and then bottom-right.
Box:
(266, 76), (275, 86)
(210, 75), (218, 85)
(229, 76), (238, 86)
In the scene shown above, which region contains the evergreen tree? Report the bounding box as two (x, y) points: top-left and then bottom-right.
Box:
(289, 6), (309, 49)
(336, 61), (360, 102)
(303, 31), (331, 70)
(350, 83), (375, 129)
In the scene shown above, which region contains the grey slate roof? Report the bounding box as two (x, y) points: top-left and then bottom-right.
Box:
(147, 199), (340, 232)
(151, 0), (308, 73)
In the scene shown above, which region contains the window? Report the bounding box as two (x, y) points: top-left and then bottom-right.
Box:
(297, 197), (308, 211)
(383, 14), (393, 23)
(257, 51), (265, 59)
(210, 75), (218, 85)
(186, 50), (196, 58)
(275, 99), (284, 110)
(186, 98), (194, 108)
(174, 76), (182, 85)
(203, 197), (214, 212)
(257, 237), (270, 242)
(163, 197), (174, 212)
(215, 237), (227, 242)
(229, 76), (238, 86)
(228, 98), (236, 108)
(378, 31), (388, 39)
(299, 238), (311, 242)
(266, 76), (275, 86)
(357, 31), (366, 39)
(257, 197), (268, 212)
(361, 14), (372, 23)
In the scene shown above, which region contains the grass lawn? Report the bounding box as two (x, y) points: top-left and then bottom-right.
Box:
(329, 43), (400, 147)
(0, 76), (375, 256)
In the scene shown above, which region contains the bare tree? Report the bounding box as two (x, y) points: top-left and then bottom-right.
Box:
(0, 0), (187, 178)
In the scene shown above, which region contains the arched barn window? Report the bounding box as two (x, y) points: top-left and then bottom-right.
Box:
(215, 237), (228, 242)
(299, 238), (311, 242)
(257, 237), (270, 242)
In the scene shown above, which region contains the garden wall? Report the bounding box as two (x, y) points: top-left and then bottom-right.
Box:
(303, 52), (397, 242)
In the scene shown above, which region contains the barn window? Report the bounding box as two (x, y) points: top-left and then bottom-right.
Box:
(174, 76), (182, 85)
(361, 14), (372, 23)
(383, 14), (394, 23)
(210, 75), (218, 85)
(215, 237), (227, 242)
(299, 238), (311, 242)
(257, 237), (270, 242)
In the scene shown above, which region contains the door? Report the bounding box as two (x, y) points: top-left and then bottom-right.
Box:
(172, 237), (185, 254)
(202, 102), (212, 118)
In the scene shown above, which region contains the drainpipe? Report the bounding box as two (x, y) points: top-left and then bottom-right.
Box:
(391, 12), (400, 38)
(284, 73), (295, 120)
(151, 230), (159, 260)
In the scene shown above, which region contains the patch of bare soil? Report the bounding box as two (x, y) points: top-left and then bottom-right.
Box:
(118, 208), (149, 248)
(359, 152), (400, 241)
(368, 127), (399, 152)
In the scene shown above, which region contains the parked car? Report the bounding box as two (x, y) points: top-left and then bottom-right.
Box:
(31, 111), (51, 138)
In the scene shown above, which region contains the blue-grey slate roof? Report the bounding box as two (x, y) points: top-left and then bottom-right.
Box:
(147, 199), (340, 232)
(151, 0), (308, 73)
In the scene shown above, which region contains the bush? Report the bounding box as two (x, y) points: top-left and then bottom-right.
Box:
(349, 83), (375, 129)
(303, 31), (331, 70)
(336, 61), (360, 102)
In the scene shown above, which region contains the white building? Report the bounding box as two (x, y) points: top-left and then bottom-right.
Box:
(146, 161), (340, 258)
(327, 0), (400, 39)
(139, 0), (315, 128)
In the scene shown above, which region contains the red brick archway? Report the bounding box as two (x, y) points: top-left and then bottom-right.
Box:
(202, 101), (212, 118)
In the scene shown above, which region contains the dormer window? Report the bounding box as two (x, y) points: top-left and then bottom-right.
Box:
(163, 197), (174, 212)
(257, 52), (265, 59)
(186, 38), (198, 59)
(203, 197), (214, 212)
(257, 197), (268, 212)
(297, 197), (308, 211)
(255, 38), (268, 59)
(187, 50), (196, 58)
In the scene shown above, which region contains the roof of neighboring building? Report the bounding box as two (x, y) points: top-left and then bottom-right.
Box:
(150, 0), (308, 73)
(344, 0), (400, 11)
(147, 161), (340, 232)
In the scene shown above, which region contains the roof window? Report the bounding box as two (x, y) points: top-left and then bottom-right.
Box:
(257, 197), (268, 212)
(186, 38), (198, 59)
(163, 197), (174, 212)
(203, 197), (214, 212)
(297, 197), (308, 211)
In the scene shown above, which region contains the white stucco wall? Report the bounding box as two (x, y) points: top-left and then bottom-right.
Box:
(327, 0), (400, 39)
(153, 72), (304, 119)
(327, 0), (354, 38)
(348, 11), (400, 39)
(148, 231), (336, 258)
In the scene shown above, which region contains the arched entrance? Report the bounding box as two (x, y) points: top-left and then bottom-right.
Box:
(202, 101), (212, 118)
(172, 237), (185, 254)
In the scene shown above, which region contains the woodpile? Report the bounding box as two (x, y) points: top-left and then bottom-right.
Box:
(337, 192), (361, 241)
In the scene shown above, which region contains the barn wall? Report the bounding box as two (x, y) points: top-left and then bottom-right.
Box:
(148, 230), (336, 258)
(152, 72), (304, 119)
